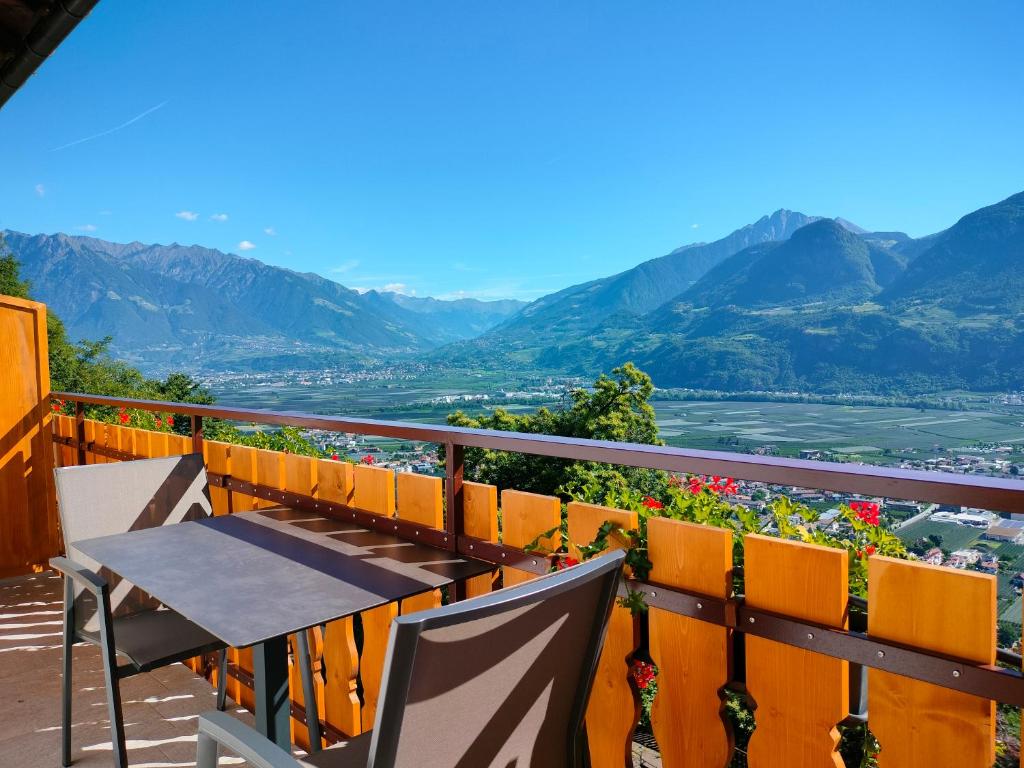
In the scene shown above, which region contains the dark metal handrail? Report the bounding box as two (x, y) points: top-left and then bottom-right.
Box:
(52, 390), (1024, 513)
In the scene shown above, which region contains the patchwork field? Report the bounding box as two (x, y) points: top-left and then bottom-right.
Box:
(650, 399), (1024, 464)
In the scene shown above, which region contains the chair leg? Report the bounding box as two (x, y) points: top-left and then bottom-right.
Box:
(98, 617), (127, 768)
(196, 730), (219, 768)
(60, 579), (74, 767)
(216, 648), (229, 711)
(295, 631), (321, 753)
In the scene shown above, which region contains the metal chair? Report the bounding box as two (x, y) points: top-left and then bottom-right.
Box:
(49, 453), (322, 767)
(195, 549), (626, 768)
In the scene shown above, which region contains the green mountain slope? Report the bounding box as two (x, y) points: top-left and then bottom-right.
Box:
(3, 231), (523, 371)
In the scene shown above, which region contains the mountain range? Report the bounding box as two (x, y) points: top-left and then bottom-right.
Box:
(5, 189), (1023, 393)
(443, 190), (1024, 394)
(2, 232), (524, 370)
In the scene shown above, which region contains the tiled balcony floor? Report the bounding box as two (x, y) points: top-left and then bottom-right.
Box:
(1, 571), (662, 768)
(0, 571), (254, 768)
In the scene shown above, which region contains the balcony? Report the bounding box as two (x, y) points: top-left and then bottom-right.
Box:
(3, 294), (1024, 768)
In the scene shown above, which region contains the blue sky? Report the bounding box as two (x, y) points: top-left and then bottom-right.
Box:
(2, 1), (1022, 301)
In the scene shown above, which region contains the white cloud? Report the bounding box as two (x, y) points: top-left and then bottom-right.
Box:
(330, 259), (360, 274)
(50, 101), (167, 152)
(175, 210), (199, 221)
(383, 283), (416, 296)
(264, 227), (276, 236)
(691, 223), (700, 229)
(210, 213), (229, 222)
(238, 240), (256, 251)
(76, 224), (97, 232)
(34, 183), (45, 197)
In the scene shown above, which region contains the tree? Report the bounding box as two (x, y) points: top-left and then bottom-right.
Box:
(446, 363), (665, 499)
(928, 533), (944, 548)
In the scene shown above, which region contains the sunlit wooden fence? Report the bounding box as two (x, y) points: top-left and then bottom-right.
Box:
(49, 414), (1010, 767)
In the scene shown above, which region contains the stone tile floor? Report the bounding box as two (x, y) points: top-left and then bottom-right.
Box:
(0, 571), (256, 768)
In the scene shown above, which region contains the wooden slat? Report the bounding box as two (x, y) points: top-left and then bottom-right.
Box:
(463, 481), (498, 598)
(500, 489), (561, 586)
(316, 458), (354, 506)
(254, 448), (284, 509)
(353, 464), (395, 517)
(147, 429), (170, 458)
(397, 472), (443, 614)
(868, 556), (996, 767)
(229, 445), (258, 512)
(204, 441), (231, 515)
(83, 419), (98, 464)
(648, 517), (734, 767)
(168, 433), (190, 457)
(284, 453), (317, 498)
(567, 501), (640, 768)
(353, 463), (398, 731)
(396, 472), (443, 528)
(323, 615), (361, 737)
(744, 534), (848, 768)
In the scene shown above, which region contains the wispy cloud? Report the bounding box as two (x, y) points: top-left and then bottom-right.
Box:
(175, 210), (199, 221)
(263, 227), (276, 236)
(382, 283), (416, 295)
(238, 240), (256, 251)
(329, 259), (360, 274)
(75, 224), (97, 232)
(691, 223), (700, 229)
(34, 183), (45, 198)
(210, 213), (229, 222)
(50, 101), (168, 152)
(99, 209), (113, 216)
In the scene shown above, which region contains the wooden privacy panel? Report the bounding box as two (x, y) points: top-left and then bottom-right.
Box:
(868, 557), (996, 767)
(648, 517), (734, 768)
(744, 535), (848, 768)
(567, 501), (640, 768)
(500, 489), (561, 586)
(254, 448), (284, 509)
(0, 296), (58, 577)
(353, 464), (398, 731)
(463, 481), (499, 598)
(284, 453), (316, 499)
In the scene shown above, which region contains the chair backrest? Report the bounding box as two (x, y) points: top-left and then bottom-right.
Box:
(54, 453), (212, 628)
(366, 550), (626, 768)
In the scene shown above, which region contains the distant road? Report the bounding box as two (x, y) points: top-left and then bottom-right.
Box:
(894, 504), (938, 530)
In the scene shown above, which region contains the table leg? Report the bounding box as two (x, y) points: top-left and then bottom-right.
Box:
(253, 635), (291, 751)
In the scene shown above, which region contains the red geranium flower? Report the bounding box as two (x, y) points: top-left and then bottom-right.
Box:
(642, 496), (664, 510)
(154, 417), (163, 429)
(166, 415), (174, 428)
(556, 556), (580, 571)
(119, 411), (130, 425)
(850, 501), (880, 526)
(865, 544), (877, 556)
(330, 453), (340, 461)
(630, 660), (656, 690)
(687, 476), (704, 494)
(360, 454), (375, 465)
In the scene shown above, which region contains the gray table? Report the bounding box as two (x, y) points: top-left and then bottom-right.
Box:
(73, 507), (493, 750)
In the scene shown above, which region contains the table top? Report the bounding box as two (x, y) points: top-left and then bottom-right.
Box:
(73, 508), (494, 648)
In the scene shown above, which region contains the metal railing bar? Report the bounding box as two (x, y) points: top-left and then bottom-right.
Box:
(52, 392), (1024, 512)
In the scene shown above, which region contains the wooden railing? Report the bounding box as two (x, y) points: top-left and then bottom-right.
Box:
(48, 393), (1024, 768)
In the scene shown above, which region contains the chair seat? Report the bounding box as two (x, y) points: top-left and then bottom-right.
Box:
(299, 732), (373, 768)
(81, 607), (226, 671)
